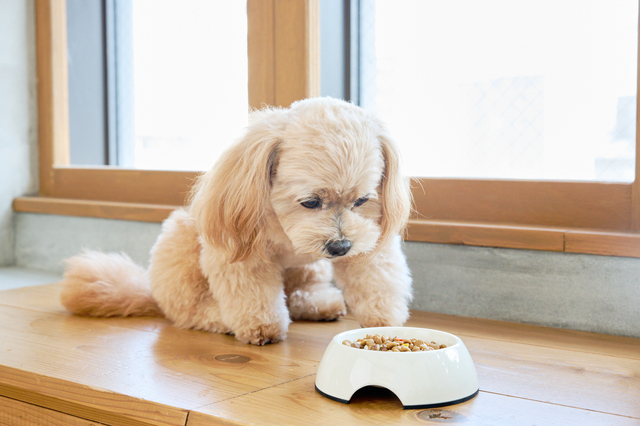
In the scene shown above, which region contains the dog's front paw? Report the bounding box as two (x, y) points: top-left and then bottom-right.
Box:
(287, 287), (346, 322)
(234, 321), (289, 345)
(354, 303), (410, 328)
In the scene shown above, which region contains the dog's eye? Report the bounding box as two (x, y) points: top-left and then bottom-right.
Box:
(353, 197), (369, 208)
(301, 198), (322, 209)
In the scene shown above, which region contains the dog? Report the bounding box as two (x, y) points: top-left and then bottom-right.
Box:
(60, 97), (413, 345)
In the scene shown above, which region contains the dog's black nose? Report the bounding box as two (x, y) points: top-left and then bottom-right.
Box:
(326, 240), (351, 257)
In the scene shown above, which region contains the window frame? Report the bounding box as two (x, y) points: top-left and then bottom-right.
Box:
(20, 0), (319, 217)
(15, 0), (640, 258)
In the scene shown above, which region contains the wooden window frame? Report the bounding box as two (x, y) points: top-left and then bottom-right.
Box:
(14, 0), (640, 258)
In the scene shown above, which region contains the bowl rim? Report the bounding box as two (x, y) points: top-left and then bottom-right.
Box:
(331, 326), (462, 354)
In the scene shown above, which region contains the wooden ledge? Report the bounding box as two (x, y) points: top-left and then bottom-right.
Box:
(13, 196), (178, 223)
(13, 196), (640, 258)
(407, 219), (640, 258)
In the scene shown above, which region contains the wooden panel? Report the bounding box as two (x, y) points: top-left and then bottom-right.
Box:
(412, 178), (632, 230)
(13, 196), (177, 223)
(274, 0), (320, 107)
(0, 395), (101, 426)
(466, 338), (640, 418)
(565, 230), (640, 257)
(407, 220), (640, 259)
(35, 0), (70, 196)
(188, 376), (639, 426)
(49, 167), (198, 205)
(247, 0), (275, 108)
(407, 219), (565, 252)
(0, 305), (319, 424)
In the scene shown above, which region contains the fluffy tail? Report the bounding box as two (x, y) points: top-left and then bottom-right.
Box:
(60, 251), (163, 317)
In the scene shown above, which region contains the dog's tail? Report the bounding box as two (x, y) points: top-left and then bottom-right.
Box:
(60, 250), (163, 317)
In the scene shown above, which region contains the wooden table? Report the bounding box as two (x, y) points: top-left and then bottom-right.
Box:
(1, 283), (639, 425)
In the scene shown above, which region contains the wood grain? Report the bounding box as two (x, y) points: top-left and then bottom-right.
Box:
(46, 168), (198, 205)
(412, 178), (632, 230)
(13, 196), (178, 223)
(247, 0), (275, 108)
(35, 0), (70, 196)
(0, 395), (100, 426)
(407, 220), (565, 252)
(274, 0), (320, 107)
(565, 229), (640, 257)
(1, 283), (639, 425)
(188, 375), (640, 426)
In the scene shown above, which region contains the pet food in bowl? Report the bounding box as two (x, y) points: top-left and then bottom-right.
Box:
(342, 334), (447, 352)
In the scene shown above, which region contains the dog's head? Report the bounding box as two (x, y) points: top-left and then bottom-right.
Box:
(189, 97), (411, 263)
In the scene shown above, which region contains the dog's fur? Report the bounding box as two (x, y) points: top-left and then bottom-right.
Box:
(60, 98), (413, 345)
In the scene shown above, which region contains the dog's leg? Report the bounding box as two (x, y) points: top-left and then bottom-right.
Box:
(201, 249), (290, 345)
(284, 260), (346, 321)
(332, 235), (412, 327)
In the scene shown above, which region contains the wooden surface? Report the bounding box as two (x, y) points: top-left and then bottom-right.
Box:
(12, 196), (178, 223)
(35, 0), (70, 196)
(1, 283), (639, 425)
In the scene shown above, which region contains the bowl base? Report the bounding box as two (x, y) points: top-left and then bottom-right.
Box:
(315, 384), (479, 410)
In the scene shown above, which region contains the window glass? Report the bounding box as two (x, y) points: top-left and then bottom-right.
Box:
(130, 0), (248, 170)
(67, 0), (249, 171)
(360, 0), (638, 182)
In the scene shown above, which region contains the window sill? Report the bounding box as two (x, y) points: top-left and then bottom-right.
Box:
(13, 196), (640, 259)
(13, 196), (177, 223)
(407, 219), (640, 258)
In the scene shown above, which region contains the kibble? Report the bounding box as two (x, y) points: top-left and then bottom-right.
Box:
(342, 334), (447, 352)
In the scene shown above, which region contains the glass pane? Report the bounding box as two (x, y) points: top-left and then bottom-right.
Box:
(128, 0), (248, 171)
(361, 0), (638, 182)
(67, 0), (248, 170)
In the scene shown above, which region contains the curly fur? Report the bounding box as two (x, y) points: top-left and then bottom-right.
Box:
(60, 97), (413, 345)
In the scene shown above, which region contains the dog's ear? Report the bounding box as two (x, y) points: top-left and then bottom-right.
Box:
(376, 126), (413, 252)
(189, 109), (283, 263)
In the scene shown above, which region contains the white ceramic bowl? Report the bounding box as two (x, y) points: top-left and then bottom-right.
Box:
(315, 327), (479, 409)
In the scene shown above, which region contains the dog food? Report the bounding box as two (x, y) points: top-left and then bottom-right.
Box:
(342, 334), (447, 352)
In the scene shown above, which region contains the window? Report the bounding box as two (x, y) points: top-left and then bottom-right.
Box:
(16, 0), (640, 258)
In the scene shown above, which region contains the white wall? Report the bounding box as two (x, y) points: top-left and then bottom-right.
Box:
(0, 0), (39, 266)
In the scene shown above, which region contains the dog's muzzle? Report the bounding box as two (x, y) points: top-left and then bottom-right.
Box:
(325, 239), (351, 257)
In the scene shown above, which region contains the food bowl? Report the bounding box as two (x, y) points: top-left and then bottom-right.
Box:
(315, 327), (479, 409)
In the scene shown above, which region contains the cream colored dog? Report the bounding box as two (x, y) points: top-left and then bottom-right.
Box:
(60, 97), (413, 345)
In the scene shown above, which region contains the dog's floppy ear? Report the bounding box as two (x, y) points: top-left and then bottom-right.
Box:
(375, 125), (413, 252)
(189, 109), (283, 263)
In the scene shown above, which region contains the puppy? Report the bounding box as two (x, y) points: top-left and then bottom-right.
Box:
(60, 97), (413, 345)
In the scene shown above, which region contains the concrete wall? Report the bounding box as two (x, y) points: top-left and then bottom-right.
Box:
(406, 243), (640, 337)
(15, 213), (160, 272)
(0, 0), (38, 265)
